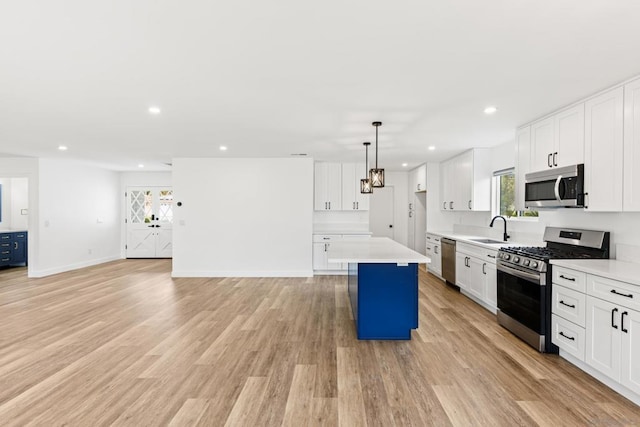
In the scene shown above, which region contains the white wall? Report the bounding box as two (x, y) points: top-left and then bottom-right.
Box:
(34, 159), (121, 277)
(10, 178), (29, 230)
(172, 157), (314, 277)
(0, 178), (11, 228)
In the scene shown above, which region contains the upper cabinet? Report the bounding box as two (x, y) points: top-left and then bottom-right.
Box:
(624, 78), (640, 211)
(530, 104), (585, 172)
(410, 164), (427, 192)
(314, 162), (370, 211)
(440, 149), (491, 211)
(515, 125), (531, 211)
(314, 162), (342, 211)
(584, 87), (624, 211)
(341, 163), (369, 211)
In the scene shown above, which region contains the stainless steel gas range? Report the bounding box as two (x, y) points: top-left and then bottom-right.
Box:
(496, 227), (610, 353)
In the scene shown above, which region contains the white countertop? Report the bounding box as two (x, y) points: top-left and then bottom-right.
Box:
(0, 229), (27, 233)
(427, 230), (526, 251)
(328, 237), (431, 264)
(551, 259), (640, 287)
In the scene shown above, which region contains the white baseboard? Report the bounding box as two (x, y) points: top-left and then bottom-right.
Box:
(28, 255), (122, 278)
(171, 270), (314, 278)
(313, 270), (348, 276)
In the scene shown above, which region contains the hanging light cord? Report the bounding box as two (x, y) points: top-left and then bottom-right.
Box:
(365, 144), (369, 174)
(375, 125), (379, 168)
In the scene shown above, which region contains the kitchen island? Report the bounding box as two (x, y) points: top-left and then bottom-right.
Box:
(328, 237), (430, 340)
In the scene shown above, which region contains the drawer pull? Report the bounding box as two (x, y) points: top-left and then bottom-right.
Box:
(559, 300), (576, 309)
(1, 258), (9, 262)
(559, 274), (575, 282)
(559, 331), (575, 341)
(487, 254), (496, 259)
(1, 236), (9, 239)
(611, 289), (633, 298)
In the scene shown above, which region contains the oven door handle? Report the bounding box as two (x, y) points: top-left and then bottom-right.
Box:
(554, 175), (563, 202)
(498, 263), (543, 284)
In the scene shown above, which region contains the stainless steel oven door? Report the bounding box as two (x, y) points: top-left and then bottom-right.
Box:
(496, 262), (546, 335)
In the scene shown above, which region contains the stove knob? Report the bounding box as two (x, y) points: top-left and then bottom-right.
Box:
(523, 259), (530, 266)
(503, 254), (510, 260)
(531, 261), (539, 268)
(513, 256), (520, 263)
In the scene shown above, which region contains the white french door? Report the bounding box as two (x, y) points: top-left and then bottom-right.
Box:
(126, 187), (173, 258)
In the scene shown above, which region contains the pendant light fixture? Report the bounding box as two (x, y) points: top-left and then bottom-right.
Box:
(360, 142), (373, 194)
(369, 121), (385, 187)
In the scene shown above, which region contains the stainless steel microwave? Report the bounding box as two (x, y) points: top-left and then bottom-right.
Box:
(525, 164), (585, 208)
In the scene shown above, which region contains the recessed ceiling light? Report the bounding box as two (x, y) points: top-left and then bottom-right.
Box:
(148, 106), (161, 115)
(484, 106), (498, 115)
(428, 146), (436, 151)
(138, 164), (144, 168)
(58, 145), (68, 151)
(402, 163), (408, 167)
(219, 146), (228, 151)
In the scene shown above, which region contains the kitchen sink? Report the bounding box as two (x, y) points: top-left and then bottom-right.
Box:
(469, 238), (505, 244)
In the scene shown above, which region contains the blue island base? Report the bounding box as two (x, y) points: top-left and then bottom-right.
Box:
(347, 262), (419, 340)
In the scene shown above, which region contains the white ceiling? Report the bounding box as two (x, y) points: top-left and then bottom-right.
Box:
(2, 1), (640, 171)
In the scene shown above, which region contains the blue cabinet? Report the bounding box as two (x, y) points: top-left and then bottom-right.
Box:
(348, 262), (419, 340)
(0, 231), (28, 268)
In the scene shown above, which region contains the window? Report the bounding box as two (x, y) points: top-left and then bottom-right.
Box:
(492, 168), (538, 219)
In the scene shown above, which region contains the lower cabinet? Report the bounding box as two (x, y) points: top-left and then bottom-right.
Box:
(425, 233), (442, 277)
(552, 265), (640, 400)
(585, 295), (640, 395)
(455, 242), (498, 313)
(0, 231), (28, 268)
(313, 234), (370, 274)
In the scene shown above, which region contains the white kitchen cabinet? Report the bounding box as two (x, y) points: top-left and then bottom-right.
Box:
(584, 87), (624, 211)
(312, 235), (343, 271)
(552, 266), (588, 361)
(584, 273), (640, 396)
(530, 104), (585, 172)
(425, 233), (442, 277)
(586, 296), (624, 382)
(314, 163), (342, 211)
(341, 163), (369, 211)
(440, 149), (491, 211)
(455, 252), (469, 292)
(410, 164), (427, 192)
(455, 242), (498, 312)
(515, 125), (531, 211)
(624, 78), (640, 211)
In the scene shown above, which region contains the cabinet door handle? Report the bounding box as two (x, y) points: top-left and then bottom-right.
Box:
(14, 242), (18, 250)
(559, 274), (575, 282)
(409, 211), (413, 218)
(443, 202), (446, 210)
(468, 200), (472, 210)
(328, 202), (331, 210)
(553, 152), (558, 166)
(559, 331), (575, 341)
(482, 263), (486, 274)
(548, 153), (552, 168)
(409, 203), (413, 210)
(559, 300), (575, 309)
(434, 247), (438, 254)
(324, 243), (328, 252)
(621, 311), (628, 333)
(612, 308), (619, 329)
(611, 289), (633, 298)
(449, 201), (453, 209)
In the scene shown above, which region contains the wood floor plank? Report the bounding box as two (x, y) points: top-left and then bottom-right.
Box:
(0, 260), (638, 426)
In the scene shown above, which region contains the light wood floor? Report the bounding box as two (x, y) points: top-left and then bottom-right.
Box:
(0, 260), (639, 426)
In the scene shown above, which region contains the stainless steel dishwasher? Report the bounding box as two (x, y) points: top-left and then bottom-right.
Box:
(441, 238), (456, 286)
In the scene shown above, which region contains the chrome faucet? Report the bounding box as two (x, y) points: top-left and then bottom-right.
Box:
(490, 215), (510, 242)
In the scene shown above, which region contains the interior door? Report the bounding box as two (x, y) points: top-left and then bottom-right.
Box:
(369, 186), (395, 240)
(126, 187), (173, 258)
